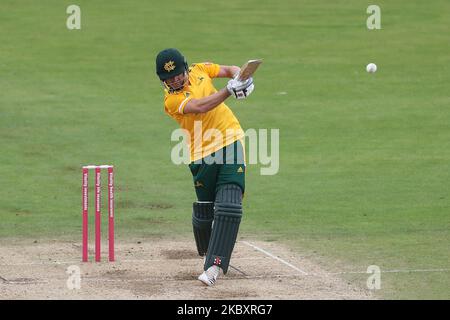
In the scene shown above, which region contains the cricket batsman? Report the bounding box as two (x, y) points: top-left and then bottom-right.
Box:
(155, 48), (254, 286)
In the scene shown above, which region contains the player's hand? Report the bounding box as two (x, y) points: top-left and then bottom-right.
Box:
(227, 77), (254, 99)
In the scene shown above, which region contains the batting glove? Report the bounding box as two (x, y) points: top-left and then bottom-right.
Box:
(227, 77), (254, 100)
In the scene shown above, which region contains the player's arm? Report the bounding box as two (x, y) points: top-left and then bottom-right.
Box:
(182, 64), (252, 114)
(216, 65), (241, 79)
(183, 88), (231, 114)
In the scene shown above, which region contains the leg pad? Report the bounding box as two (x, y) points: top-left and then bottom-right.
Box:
(192, 202), (214, 256)
(204, 184), (243, 274)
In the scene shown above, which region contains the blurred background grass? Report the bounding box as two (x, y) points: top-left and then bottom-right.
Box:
(0, 0), (449, 299)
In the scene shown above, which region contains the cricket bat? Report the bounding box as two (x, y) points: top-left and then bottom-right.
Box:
(237, 59), (263, 81)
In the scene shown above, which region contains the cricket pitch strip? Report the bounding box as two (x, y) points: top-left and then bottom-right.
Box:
(0, 238), (374, 299)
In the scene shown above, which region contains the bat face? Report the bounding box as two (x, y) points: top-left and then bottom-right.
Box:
(237, 59), (263, 81)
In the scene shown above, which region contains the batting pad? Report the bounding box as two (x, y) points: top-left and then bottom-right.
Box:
(204, 184), (243, 274)
(192, 201), (214, 256)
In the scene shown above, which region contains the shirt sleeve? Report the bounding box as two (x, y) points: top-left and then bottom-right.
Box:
(195, 62), (220, 79)
(164, 92), (192, 116)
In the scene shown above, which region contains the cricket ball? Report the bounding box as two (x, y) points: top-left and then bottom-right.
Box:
(366, 63), (377, 73)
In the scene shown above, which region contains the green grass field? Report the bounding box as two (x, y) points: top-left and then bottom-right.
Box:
(1, 0), (449, 299)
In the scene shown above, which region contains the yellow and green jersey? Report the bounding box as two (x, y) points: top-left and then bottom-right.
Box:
(164, 62), (244, 162)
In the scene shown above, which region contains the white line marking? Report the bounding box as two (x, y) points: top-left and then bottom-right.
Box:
(329, 268), (450, 275)
(241, 241), (308, 275)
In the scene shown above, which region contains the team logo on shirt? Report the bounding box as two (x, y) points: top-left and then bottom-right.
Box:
(194, 181), (204, 188)
(164, 60), (176, 72)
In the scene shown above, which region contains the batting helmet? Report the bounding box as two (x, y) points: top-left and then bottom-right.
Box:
(155, 48), (189, 81)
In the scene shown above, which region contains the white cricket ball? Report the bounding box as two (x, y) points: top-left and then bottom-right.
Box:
(366, 63), (377, 73)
